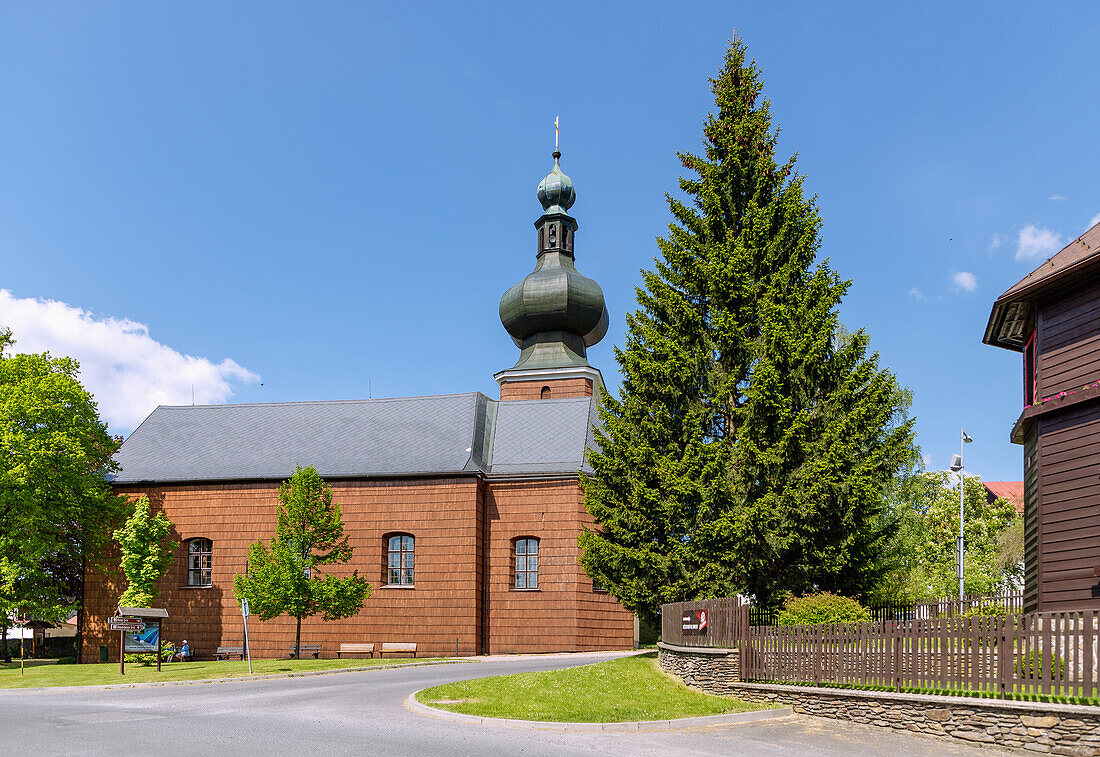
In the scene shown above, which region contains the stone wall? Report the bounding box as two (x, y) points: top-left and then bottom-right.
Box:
(658, 644), (1100, 755)
(657, 642), (740, 688)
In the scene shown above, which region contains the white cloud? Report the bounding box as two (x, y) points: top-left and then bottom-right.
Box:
(989, 233), (1008, 252)
(950, 270), (978, 292)
(1016, 224), (1064, 261)
(1088, 212), (1100, 231)
(908, 287), (930, 302)
(1049, 195), (1067, 202)
(0, 290), (259, 433)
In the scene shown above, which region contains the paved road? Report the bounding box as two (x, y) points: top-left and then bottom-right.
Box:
(0, 654), (1016, 756)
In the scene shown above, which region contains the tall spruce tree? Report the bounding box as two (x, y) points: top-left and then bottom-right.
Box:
(579, 39), (916, 621)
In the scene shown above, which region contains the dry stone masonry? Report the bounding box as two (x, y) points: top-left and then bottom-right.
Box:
(659, 643), (1100, 755)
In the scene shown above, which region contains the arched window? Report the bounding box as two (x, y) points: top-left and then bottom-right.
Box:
(386, 534), (415, 586)
(540, 385), (552, 399)
(514, 537), (539, 589)
(187, 538), (212, 586)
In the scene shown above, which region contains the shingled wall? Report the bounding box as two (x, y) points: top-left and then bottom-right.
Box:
(82, 476), (633, 662)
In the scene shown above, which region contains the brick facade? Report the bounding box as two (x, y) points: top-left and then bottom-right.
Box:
(499, 377), (593, 401)
(82, 476), (634, 661)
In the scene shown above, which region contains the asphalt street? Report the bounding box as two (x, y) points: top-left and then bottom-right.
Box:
(0, 653), (1018, 756)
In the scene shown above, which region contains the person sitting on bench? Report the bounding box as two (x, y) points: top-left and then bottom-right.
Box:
(171, 640), (191, 662)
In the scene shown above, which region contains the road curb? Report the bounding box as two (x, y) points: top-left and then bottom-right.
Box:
(1, 659), (474, 694)
(406, 689), (792, 732)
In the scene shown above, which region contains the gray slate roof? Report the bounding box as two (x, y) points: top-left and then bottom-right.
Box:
(112, 392), (596, 484)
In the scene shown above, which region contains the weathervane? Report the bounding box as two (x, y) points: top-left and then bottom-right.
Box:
(555, 116), (559, 149)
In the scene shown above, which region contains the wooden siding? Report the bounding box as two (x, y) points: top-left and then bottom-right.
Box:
(83, 475), (634, 662)
(482, 479), (634, 654)
(84, 478), (484, 662)
(1024, 430), (1039, 613)
(1038, 281), (1100, 398)
(1037, 405), (1100, 611)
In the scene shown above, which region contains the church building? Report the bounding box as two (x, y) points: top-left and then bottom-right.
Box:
(81, 150), (636, 661)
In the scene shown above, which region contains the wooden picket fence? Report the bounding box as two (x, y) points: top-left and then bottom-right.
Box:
(661, 597), (749, 648)
(661, 597), (1100, 699)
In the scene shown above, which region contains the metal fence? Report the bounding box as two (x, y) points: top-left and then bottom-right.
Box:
(747, 593), (1024, 627)
(661, 596), (1098, 699)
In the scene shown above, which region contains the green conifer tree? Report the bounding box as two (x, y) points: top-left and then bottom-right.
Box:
(580, 39), (916, 621)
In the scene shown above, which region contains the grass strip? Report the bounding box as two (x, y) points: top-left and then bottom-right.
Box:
(0, 656), (451, 689)
(419, 652), (769, 723)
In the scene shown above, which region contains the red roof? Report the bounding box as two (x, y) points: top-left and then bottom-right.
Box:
(985, 481), (1024, 515)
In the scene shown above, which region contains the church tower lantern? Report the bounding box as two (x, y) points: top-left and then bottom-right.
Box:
(497, 145), (609, 401)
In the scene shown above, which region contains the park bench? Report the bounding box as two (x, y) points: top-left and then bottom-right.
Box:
(288, 644), (322, 659)
(214, 646), (244, 660)
(337, 643), (376, 658)
(380, 642), (416, 658)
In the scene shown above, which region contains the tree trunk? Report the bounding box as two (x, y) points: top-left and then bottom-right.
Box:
(1, 623), (9, 663)
(294, 616), (301, 659)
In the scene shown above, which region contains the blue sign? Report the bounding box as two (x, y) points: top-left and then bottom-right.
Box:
(123, 621), (160, 653)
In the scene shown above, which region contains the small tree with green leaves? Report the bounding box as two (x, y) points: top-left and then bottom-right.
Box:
(234, 465), (370, 657)
(114, 496), (176, 608)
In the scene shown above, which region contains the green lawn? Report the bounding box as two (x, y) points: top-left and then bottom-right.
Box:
(418, 652), (769, 722)
(0, 656), (453, 689)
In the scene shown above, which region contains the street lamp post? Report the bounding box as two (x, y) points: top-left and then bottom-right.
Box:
(950, 430), (974, 602)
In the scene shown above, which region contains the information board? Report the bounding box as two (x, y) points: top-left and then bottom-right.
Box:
(123, 619), (161, 653)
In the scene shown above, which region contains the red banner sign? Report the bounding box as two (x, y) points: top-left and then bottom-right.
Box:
(682, 609), (709, 635)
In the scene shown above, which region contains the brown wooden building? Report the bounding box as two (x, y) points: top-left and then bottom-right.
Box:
(81, 150), (636, 661)
(984, 220), (1100, 612)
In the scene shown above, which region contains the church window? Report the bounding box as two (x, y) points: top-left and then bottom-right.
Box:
(541, 385), (552, 399)
(386, 534), (415, 586)
(187, 538), (213, 586)
(514, 537), (539, 589)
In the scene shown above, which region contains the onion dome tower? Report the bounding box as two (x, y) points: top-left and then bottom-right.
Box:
(496, 148), (609, 400)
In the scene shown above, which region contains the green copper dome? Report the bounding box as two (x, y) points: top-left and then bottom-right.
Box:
(499, 150), (608, 371)
(536, 149), (576, 214)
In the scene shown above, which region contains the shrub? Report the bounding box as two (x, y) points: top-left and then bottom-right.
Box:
(1015, 650), (1066, 680)
(777, 592), (871, 626)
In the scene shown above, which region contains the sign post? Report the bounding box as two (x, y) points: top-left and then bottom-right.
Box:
(109, 615), (147, 675)
(241, 598), (253, 675)
(15, 617), (27, 677)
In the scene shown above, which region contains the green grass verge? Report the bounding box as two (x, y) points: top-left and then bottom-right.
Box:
(418, 652), (769, 722)
(0, 656), (452, 689)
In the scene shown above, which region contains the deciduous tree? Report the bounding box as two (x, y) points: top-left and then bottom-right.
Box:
(114, 496), (176, 607)
(233, 465), (370, 657)
(0, 329), (125, 661)
(874, 472), (1020, 602)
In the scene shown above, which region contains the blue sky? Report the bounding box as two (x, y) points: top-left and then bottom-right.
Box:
(2, 2), (1098, 482)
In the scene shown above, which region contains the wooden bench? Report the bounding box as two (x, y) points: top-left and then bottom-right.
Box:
(380, 642), (416, 658)
(337, 643), (375, 658)
(288, 644), (322, 659)
(214, 646), (244, 660)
